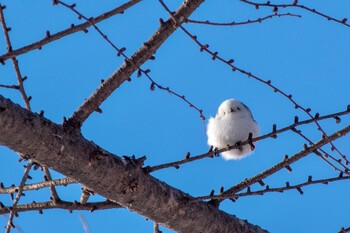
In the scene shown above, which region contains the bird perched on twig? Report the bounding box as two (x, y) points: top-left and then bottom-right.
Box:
(207, 99), (259, 160)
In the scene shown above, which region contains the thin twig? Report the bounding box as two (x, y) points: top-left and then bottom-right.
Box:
(0, 200), (122, 215)
(79, 214), (91, 233)
(0, 84), (19, 89)
(292, 128), (350, 173)
(42, 166), (61, 202)
(5, 162), (33, 233)
(240, 0), (350, 28)
(187, 13), (301, 26)
(200, 174), (350, 200)
(0, 177), (77, 194)
(0, 5), (31, 110)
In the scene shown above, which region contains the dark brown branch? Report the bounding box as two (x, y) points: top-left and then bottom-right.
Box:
(0, 5), (31, 110)
(159, 0), (350, 162)
(339, 226), (350, 233)
(0, 0), (141, 62)
(5, 162), (33, 233)
(195, 125), (350, 201)
(0, 84), (19, 89)
(145, 76), (205, 120)
(67, 0), (206, 129)
(176, 25), (348, 164)
(292, 128), (350, 173)
(56, 1), (127, 57)
(154, 222), (162, 233)
(187, 13), (301, 26)
(57, 1), (205, 123)
(145, 151), (214, 173)
(146, 108), (350, 172)
(231, 174), (350, 199)
(240, 0), (350, 28)
(42, 166), (61, 202)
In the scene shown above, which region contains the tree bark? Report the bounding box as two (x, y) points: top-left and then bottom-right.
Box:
(0, 95), (267, 233)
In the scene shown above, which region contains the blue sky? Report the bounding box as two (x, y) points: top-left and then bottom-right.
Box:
(0, 1), (350, 232)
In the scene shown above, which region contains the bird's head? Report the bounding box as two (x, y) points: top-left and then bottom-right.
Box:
(217, 99), (254, 119)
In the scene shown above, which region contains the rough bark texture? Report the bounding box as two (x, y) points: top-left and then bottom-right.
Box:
(0, 96), (268, 232)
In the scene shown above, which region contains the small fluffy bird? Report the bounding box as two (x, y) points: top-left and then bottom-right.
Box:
(207, 99), (259, 160)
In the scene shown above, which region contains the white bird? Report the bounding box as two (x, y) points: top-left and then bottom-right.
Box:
(207, 99), (259, 160)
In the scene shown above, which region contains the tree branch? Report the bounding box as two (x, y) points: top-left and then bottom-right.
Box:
(0, 0), (141, 62)
(0, 200), (122, 215)
(67, 0), (206, 128)
(5, 162), (33, 233)
(0, 94), (268, 232)
(146, 108), (349, 172)
(177, 25), (348, 163)
(0, 4), (31, 110)
(240, 0), (350, 28)
(232, 174), (350, 199)
(187, 13), (301, 26)
(0, 177), (76, 194)
(197, 125), (350, 201)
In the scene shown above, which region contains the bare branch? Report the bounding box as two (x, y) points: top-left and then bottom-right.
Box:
(42, 166), (61, 203)
(146, 108), (350, 172)
(230, 174), (350, 200)
(0, 177), (77, 195)
(240, 0), (350, 28)
(57, 1), (205, 122)
(0, 0), (141, 62)
(154, 222), (162, 233)
(66, 0), (206, 129)
(195, 125), (350, 201)
(292, 129), (350, 173)
(0, 84), (19, 89)
(174, 25), (348, 164)
(187, 13), (301, 26)
(5, 162), (33, 233)
(0, 200), (122, 215)
(0, 5), (31, 110)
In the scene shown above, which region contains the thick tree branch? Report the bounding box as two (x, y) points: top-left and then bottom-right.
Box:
(67, 0), (206, 128)
(0, 95), (267, 232)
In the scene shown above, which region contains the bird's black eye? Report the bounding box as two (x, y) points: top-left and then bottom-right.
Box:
(237, 107), (241, 111)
